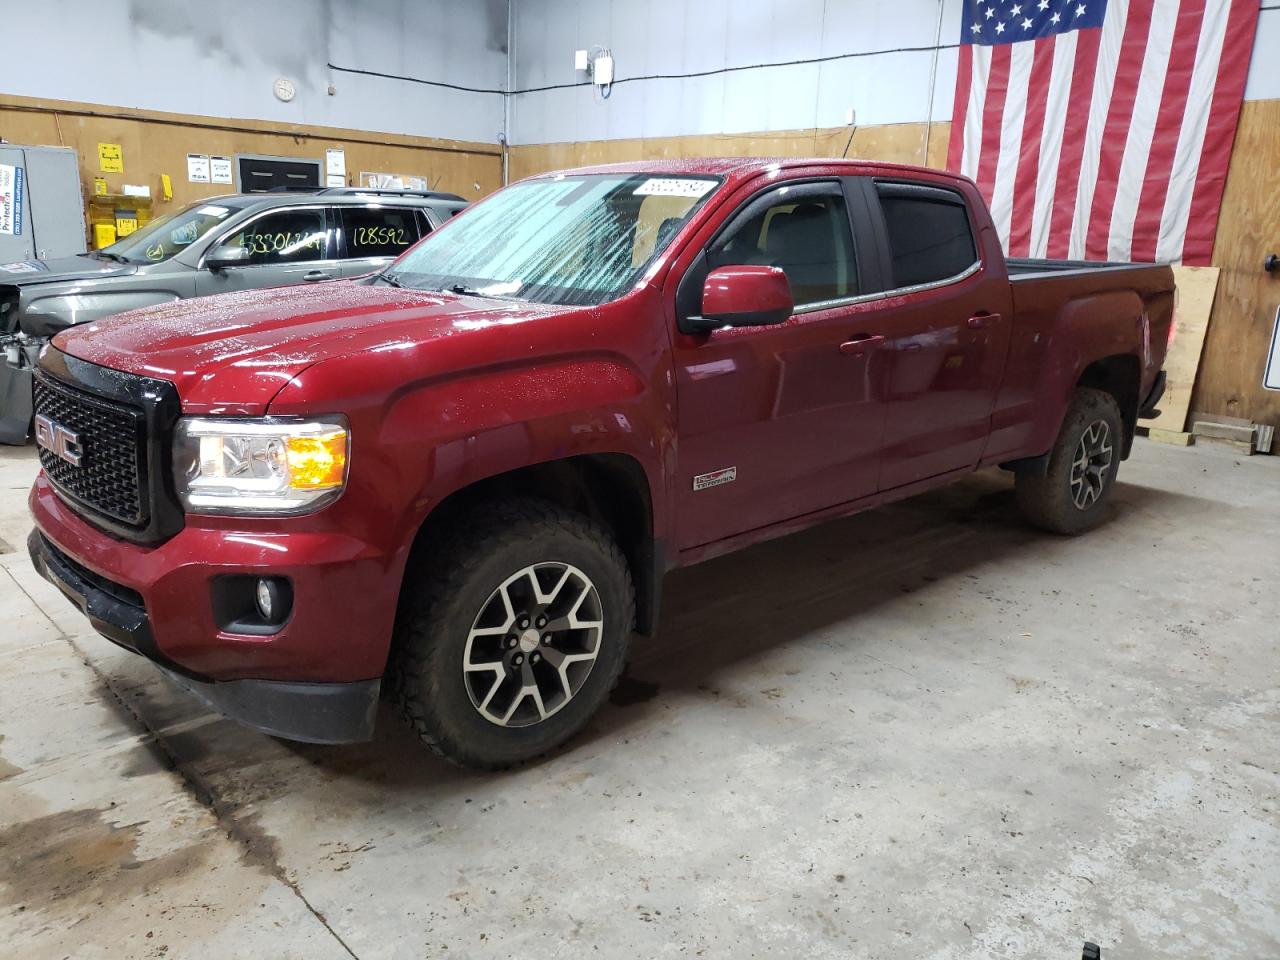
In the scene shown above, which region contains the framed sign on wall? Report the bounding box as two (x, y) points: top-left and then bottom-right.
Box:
(1264, 305), (1280, 392)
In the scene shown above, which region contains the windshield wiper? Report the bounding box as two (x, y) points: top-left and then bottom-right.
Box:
(442, 283), (524, 301)
(95, 251), (129, 264)
(379, 271), (406, 288)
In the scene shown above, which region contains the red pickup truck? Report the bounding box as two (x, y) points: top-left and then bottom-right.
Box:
(28, 158), (1172, 768)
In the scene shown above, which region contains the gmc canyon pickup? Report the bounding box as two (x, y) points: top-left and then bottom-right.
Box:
(27, 158), (1172, 768)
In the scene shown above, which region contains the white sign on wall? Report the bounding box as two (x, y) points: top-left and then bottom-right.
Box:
(325, 148), (346, 177)
(210, 156), (233, 184)
(186, 154), (211, 183)
(1264, 305), (1280, 391)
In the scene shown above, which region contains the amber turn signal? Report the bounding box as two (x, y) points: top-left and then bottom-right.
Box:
(286, 430), (348, 489)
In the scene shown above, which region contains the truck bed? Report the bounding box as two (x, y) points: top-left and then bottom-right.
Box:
(1006, 257), (1165, 280)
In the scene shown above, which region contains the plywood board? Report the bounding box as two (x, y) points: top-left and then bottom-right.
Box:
(1144, 265), (1220, 432)
(1192, 98), (1280, 426)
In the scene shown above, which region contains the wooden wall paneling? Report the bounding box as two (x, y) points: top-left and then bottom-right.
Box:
(1194, 98), (1280, 428)
(507, 121), (952, 182)
(0, 94), (503, 228)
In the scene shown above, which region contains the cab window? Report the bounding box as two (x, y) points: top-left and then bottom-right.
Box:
(340, 206), (424, 259)
(214, 209), (328, 265)
(875, 184), (978, 288)
(707, 186), (857, 306)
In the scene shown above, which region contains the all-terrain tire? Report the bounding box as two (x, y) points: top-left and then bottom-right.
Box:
(1015, 387), (1124, 536)
(392, 498), (634, 769)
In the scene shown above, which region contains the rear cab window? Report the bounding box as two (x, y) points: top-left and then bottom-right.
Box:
(874, 182), (979, 289)
(339, 205), (425, 259)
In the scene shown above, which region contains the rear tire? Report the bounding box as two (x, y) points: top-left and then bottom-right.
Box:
(1015, 387), (1123, 536)
(392, 499), (634, 769)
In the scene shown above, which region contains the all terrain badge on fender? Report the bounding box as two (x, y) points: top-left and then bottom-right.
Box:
(693, 467), (737, 491)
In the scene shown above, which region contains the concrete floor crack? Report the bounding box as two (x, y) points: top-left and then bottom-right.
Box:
(5, 567), (361, 960)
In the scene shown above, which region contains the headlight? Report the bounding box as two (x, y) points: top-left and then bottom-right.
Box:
(173, 417), (349, 515)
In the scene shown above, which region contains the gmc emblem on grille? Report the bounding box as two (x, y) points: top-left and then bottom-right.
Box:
(34, 414), (83, 467)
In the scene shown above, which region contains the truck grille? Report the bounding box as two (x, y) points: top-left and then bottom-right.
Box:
(33, 374), (147, 527)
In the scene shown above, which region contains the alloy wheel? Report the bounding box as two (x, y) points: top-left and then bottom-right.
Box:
(1070, 419), (1113, 510)
(462, 562), (604, 727)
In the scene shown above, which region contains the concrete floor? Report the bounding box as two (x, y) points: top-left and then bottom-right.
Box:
(1, 438), (1277, 959)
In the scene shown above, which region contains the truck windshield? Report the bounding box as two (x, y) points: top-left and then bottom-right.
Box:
(100, 200), (246, 265)
(386, 173), (722, 306)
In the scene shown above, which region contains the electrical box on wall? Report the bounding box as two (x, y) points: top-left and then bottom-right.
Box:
(594, 55), (614, 85)
(574, 49), (589, 71)
(0, 144), (87, 263)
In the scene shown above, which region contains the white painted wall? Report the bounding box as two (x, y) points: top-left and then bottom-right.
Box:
(3, 0), (508, 144)
(510, 0), (1279, 146)
(510, 0), (964, 144)
(1245, 7), (1280, 101)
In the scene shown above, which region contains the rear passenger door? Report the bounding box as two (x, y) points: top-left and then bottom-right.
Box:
(862, 180), (1013, 490)
(336, 205), (426, 277)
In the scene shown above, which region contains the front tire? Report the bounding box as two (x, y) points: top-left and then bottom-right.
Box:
(392, 499), (634, 769)
(1015, 387), (1123, 535)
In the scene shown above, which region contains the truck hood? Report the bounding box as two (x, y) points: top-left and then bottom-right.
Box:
(0, 254), (136, 285)
(52, 280), (575, 414)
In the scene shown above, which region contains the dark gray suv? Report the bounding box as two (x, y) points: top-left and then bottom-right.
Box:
(0, 187), (466, 442)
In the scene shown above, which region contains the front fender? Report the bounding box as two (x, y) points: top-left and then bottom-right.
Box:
(268, 345), (671, 574)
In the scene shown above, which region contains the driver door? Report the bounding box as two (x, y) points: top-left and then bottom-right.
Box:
(672, 179), (887, 550)
(196, 206), (339, 294)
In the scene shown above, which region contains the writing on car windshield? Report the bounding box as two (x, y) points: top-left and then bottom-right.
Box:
(387, 174), (721, 306)
(102, 202), (239, 264)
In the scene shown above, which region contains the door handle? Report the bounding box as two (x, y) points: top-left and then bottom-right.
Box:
(839, 335), (885, 356)
(967, 312), (1001, 329)
(303, 270), (332, 282)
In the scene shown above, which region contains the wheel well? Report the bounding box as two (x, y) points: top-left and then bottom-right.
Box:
(405, 455), (662, 636)
(1077, 354), (1141, 457)
(1002, 352), (1143, 475)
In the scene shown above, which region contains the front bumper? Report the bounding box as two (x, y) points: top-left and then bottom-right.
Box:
(28, 473), (396, 743)
(0, 356), (34, 445)
(28, 527), (379, 744)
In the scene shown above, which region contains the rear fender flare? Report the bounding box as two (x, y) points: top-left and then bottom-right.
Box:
(1025, 289), (1144, 455)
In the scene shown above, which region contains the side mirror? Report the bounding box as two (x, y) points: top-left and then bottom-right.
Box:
(205, 244), (250, 272)
(684, 265), (794, 334)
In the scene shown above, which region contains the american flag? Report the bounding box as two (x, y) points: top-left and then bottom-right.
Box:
(946, 0), (1259, 265)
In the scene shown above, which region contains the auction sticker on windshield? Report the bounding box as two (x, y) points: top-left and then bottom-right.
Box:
(633, 178), (717, 198)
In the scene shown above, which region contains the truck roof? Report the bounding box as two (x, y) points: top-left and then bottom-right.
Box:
(525, 156), (972, 187)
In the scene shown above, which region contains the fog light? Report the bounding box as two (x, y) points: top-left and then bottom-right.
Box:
(256, 578), (280, 620)
(212, 575), (292, 635)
